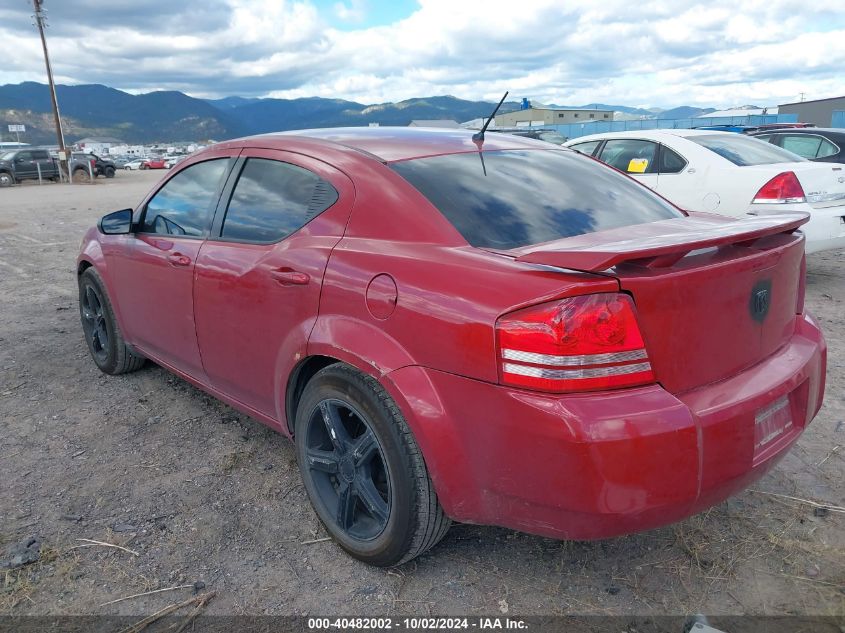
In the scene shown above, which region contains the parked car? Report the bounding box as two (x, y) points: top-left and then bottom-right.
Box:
(123, 159), (145, 171)
(493, 129), (568, 145)
(694, 123), (815, 134)
(565, 129), (845, 253)
(164, 155), (187, 169)
(0, 148), (61, 186)
(71, 152), (116, 179)
(78, 128), (826, 566)
(140, 158), (168, 170)
(749, 128), (845, 164)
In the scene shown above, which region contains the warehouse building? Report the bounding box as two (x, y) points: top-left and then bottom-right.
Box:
(496, 106), (613, 127)
(778, 95), (845, 127)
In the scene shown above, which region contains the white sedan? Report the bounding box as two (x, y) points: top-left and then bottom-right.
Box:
(123, 159), (145, 171)
(565, 129), (845, 253)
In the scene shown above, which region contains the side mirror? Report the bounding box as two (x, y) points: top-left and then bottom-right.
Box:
(99, 208), (133, 235)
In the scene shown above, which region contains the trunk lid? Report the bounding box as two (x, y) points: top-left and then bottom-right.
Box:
(790, 162), (845, 209)
(513, 213), (808, 393)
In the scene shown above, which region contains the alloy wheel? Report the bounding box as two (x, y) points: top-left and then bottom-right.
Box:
(303, 398), (391, 540)
(80, 284), (109, 363)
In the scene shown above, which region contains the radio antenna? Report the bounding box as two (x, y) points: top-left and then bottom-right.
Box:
(472, 91), (509, 143)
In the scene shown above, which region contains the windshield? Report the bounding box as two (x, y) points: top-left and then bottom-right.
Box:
(391, 149), (683, 250)
(690, 134), (806, 166)
(0, 152), (15, 160)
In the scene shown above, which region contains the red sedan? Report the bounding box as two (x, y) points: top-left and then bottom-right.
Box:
(140, 158), (168, 170)
(77, 128), (826, 566)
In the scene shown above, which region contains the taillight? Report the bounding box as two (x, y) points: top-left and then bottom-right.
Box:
(496, 293), (655, 393)
(752, 172), (805, 204)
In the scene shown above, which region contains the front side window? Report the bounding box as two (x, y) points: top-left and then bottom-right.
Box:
(689, 134), (806, 166)
(140, 159), (229, 237)
(220, 158), (339, 243)
(568, 140), (600, 156)
(598, 139), (658, 174)
(391, 150), (682, 250)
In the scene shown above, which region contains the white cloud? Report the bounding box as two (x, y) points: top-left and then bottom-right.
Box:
(1, 0), (842, 107)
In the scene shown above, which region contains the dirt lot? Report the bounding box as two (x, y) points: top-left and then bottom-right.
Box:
(1, 172), (843, 623)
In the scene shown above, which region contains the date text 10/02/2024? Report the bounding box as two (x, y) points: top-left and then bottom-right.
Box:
(307, 617), (529, 630)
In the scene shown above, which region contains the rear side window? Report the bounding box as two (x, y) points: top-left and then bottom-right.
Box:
(390, 150), (683, 250)
(689, 134), (806, 166)
(781, 134), (839, 159)
(220, 158), (338, 243)
(141, 159), (229, 237)
(659, 146), (687, 173)
(597, 139), (658, 174)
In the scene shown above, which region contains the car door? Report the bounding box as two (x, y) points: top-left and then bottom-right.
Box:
(29, 149), (55, 178)
(108, 153), (236, 379)
(193, 149), (355, 421)
(595, 139), (659, 189)
(12, 151), (36, 179)
(648, 143), (703, 211)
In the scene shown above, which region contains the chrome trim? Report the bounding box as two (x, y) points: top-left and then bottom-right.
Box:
(751, 197), (806, 205)
(502, 348), (648, 366)
(503, 361), (653, 380)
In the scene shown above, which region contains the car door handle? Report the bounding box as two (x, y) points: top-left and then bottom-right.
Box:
(270, 268), (310, 286)
(168, 253), (191, 266)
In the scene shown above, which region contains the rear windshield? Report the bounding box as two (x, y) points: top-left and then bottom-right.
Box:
(390, 149), (682, 250)
(689, 134), (806, 166)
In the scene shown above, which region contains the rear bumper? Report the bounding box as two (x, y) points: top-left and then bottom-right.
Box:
(386, 313), (826, 540)
(751, 203), (845, 254)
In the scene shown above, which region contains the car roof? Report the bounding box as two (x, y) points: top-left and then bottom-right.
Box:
(245, 127), (548, 162)
(570, 128), (735, 142)
(751, 127), (844, 136)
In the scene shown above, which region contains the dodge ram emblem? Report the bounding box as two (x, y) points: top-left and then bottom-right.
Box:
(750, 280), (772, 323)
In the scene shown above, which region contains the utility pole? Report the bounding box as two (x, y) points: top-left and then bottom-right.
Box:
(32, 0), (68, 178)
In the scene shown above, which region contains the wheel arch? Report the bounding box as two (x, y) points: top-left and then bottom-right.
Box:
(285, 354), (343, 435)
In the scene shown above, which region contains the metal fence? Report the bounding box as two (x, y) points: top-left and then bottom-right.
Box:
(545, 113), (800, 139)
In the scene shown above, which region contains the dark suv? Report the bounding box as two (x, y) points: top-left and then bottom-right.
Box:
(72, 152), (117, 178)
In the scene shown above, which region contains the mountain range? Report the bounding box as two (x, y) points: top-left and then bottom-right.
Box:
(0, 82), (716, 145)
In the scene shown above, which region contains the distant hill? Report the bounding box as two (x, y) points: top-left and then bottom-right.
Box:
(659, 106), (716, 119)
(0, 83), (524, 144)
(0, 82), (242, 144)
(575, 103), (655, 117)
(226, 95), (522, 135)
(0, 82), (721, 145)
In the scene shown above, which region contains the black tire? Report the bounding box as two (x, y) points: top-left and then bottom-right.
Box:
(0, 171), (13, 187)
(295, 364), (450, 566)
(105, 166), (115, 178)
(78, 268), (145, 375)
(140, 164), (148, 170)
(124, 166), (131, 171)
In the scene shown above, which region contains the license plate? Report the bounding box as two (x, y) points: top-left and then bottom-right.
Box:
(754, 394), (793, 452)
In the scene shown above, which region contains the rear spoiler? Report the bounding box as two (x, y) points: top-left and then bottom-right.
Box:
(514, 213), (809, 272)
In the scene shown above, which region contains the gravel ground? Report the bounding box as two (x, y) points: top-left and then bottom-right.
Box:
(0, 171), (843, 622)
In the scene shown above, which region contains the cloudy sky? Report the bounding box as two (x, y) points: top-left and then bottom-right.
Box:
(2, 0), (843, 108)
